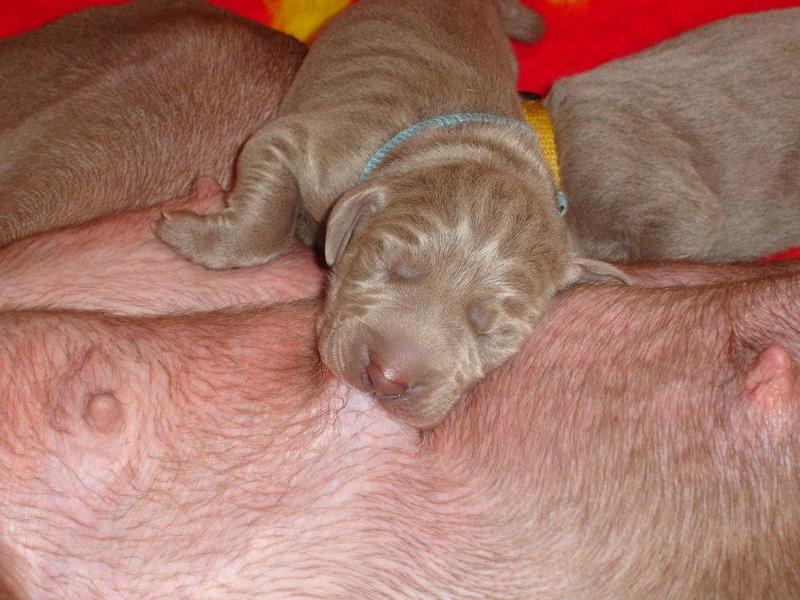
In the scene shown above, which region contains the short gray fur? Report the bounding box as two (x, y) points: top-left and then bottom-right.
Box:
(547, 8), (800, 262)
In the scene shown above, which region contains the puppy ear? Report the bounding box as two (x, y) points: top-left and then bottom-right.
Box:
(562, 257), (631, 286)
(324, 183), (387, 266)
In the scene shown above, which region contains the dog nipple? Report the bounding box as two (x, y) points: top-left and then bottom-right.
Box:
(738, 345), (798, 434)
(84, 392), (122, 432)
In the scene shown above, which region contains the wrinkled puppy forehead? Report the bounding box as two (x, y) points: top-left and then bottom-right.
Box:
(386, 165), (565, 252)
(359, 183), (566, 286)
(354, 206), (507, 284)
(329, 163), (571, 311)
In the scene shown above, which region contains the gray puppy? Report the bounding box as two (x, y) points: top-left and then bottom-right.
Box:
(548, 8), (800, 262)
(0, 0), (305, 246)
(156, 0), (626, 428)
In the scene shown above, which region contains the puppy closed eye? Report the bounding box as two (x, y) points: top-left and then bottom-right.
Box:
(468, 301), (499, 335)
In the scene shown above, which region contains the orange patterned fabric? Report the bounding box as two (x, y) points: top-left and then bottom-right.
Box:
(5, 0), (799, 94)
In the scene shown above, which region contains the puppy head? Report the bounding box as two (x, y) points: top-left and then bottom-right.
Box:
(318, 165), (625, 428)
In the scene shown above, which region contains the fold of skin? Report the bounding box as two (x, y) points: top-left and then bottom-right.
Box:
(0, 191), (798, 599)
(0, 178), (326, 315)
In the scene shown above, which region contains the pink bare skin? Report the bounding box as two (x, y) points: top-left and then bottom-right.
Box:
(0, 177), (325, 315)
(0, 206), (799, 599)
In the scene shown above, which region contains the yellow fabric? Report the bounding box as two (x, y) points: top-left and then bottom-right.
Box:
(266, 0), (350, 42)
(522, 99), (560, 186)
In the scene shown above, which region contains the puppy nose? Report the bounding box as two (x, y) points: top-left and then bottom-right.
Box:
(365, 360), (408, 396)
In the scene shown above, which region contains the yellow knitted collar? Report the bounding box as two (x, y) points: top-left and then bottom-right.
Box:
(522, 97), (560, 186)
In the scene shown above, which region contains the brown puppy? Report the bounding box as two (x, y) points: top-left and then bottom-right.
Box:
(156, 0), (626, 428)
(547, 8), (800, 262)
(0, 0), (305, 245)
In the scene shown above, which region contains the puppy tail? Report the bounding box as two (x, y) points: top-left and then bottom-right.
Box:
(496, 0), (545, 42)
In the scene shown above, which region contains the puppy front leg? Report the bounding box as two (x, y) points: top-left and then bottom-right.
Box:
(156, 122), (300, 270)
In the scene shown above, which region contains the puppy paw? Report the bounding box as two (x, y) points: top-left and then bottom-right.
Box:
(155, 210), (290, 270)
(512, 10), (545, 43)
(498, 0), (545, 43)
(155, 210), (239, 269)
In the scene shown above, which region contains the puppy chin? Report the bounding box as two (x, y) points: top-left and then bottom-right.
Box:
(376, 385), (459, 430)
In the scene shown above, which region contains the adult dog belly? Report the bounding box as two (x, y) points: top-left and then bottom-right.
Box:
(0, 197), (799, 597)
(0, 178), (325, 315)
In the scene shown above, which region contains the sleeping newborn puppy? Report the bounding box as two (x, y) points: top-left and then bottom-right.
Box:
(157, 0), (626, 428)
(547, 8), (800, 262)
(318, 164), (624, 428)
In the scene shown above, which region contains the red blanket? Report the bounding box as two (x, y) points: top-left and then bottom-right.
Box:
(4, 0), (799, 259)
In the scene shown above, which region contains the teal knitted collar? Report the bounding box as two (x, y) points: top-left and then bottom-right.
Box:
(357, 112), (566, 216)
